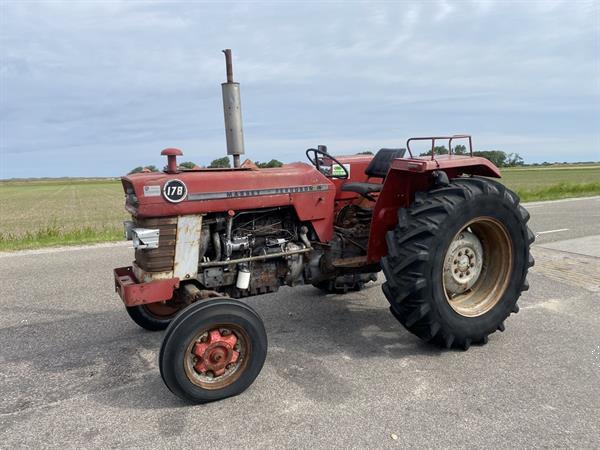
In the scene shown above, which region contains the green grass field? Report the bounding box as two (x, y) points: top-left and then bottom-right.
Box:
(1, 165), (599, 251)
(500, 165), (600, 201)
(0, 179), (127, 251)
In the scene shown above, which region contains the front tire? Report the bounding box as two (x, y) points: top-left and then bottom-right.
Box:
(160, 298), (267, 403)
(381, 177), (534, 349)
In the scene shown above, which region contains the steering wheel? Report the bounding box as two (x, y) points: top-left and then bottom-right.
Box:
(305, 145), (349, 179)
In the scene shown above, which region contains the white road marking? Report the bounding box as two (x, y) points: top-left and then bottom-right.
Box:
(536, 228), (569, 236)
(0, 241), (130, 258)
(523, 196), (600, 207)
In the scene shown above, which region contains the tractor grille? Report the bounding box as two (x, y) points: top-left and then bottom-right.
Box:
(134, 216), (178, 272)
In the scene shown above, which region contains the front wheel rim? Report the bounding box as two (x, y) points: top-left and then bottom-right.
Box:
(183, 324), (250, 390)
(442, 217), (513, 317)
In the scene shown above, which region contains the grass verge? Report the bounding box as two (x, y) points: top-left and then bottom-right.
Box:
(0, 226), (123, 251)
(513, 182), (600, 202)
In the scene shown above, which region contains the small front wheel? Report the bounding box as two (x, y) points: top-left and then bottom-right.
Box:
(159, 298), (267, 403)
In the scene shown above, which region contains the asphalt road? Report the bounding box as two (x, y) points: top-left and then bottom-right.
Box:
(1, 197), (599, 448)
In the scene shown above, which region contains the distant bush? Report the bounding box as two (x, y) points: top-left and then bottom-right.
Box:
(128, 165), (159, 174)
(179, 161), (198, 170)
(209, 157), (231, 168)
(255, 159), (283, 168)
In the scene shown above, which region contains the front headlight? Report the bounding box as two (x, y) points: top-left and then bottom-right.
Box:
(131, 227), (160, 249)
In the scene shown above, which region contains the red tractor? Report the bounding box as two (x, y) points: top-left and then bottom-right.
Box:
(114, 51), (533, 403)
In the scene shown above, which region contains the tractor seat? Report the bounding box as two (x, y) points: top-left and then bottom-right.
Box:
(342, 182), (384, 197)
(341, 148), (406, 199)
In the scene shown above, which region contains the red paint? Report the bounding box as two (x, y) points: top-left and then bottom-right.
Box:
(114, 266), (179, 306)
(161, 148), (183, 174)
(391, 154), (501, 178)
(125, 162), (337, 241)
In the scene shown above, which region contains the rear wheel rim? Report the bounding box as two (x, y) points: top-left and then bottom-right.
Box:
(183, 324), (250, 390)
(442, 217), (513, 317)
(143, 302), (181, 319)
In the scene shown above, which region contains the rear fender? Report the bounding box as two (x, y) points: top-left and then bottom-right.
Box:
(366, 156), (501, 263)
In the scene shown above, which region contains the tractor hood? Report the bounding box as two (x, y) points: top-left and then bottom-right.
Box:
(121, 162), (336, 241)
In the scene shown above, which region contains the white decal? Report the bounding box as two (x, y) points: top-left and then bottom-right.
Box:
(143, 185), (161, 197)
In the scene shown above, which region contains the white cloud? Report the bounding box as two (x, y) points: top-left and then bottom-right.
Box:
(0, 0), (598, 177)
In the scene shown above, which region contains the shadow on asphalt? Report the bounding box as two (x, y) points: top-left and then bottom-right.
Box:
(2, 283), (447, 413)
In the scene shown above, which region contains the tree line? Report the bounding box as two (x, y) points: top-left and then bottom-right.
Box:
(128, 158), (284, 174)
(418, 145), (524, 167)
(128, 147), (525, 174)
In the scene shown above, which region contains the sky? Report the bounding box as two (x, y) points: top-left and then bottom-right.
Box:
(0, 0), (599, 178)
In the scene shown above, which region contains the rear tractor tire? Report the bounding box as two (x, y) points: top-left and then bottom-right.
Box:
(381, 176), (534, 350)
(159, 298), (267, 403)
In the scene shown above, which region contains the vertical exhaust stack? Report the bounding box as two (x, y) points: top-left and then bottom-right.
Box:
(221, 49), (245, 168)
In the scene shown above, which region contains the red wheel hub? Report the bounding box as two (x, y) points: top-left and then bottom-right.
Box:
(192, 329), (239, 377)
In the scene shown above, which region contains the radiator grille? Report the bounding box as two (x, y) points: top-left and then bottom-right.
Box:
(134, 216), (178, 272)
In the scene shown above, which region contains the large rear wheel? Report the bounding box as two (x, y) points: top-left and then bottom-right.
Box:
(381, 177), (534, 349)
(160, 298), (267, 403)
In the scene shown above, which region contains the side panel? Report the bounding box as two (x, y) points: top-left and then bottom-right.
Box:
(173, 214), (203, 280)
(366, 170), (429, 263)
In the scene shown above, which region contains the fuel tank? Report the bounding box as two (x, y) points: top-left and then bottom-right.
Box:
(122, 162), (337, 241)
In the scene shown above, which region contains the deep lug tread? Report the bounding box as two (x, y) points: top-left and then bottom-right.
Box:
(390, 278), (427, 303)
(428, 322), (441, 341)
(385, 231), (400, 258)
(392, 225), (436, 247)
(396, 208), (409, 229)
(518, 205), (531, 223)
(405, 303), (431, 328)
(443, 333), (455, 349)
(409, 202), (450, 217)
(383, 251), (428, 277)
(502, 189), (518, 205)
